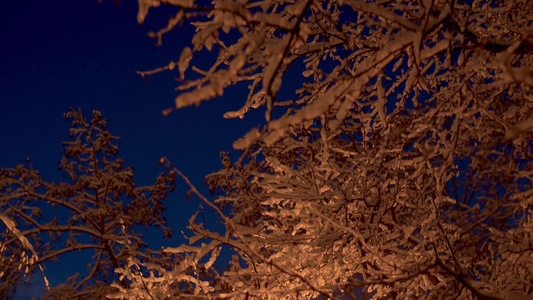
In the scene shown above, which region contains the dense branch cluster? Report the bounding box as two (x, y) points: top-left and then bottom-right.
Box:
(0, 109), (175, 298)
(2, 0), (533, 299)
(123, 0), (533, 299)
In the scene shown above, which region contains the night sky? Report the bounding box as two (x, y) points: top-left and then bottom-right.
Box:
(1, 1), (264, 297)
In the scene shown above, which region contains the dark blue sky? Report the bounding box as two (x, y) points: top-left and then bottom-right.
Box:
(1, 0), (264, 297)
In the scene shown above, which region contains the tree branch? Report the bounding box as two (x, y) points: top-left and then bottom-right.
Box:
(163, 157), (334, 299)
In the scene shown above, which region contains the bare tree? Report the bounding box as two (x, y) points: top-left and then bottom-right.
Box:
(0, 108), (175, 299)
(108, 0), (533, 299)
(3, 0), (530, 298)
